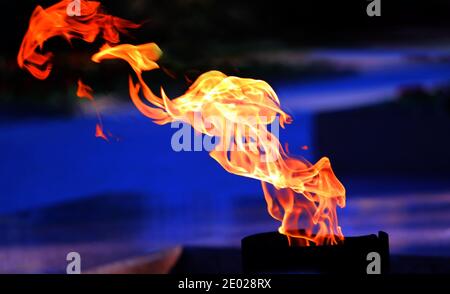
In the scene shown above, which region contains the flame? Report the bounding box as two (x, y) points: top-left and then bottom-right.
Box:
(76, 79), (108, 141)
(76, 79), (94, 100)
(19, 1), (346, 246)
(95, 123), (109, 141)
(17, 0), (134, 140)
(92, 43), (346, 245)
(17, 0), (139, 79)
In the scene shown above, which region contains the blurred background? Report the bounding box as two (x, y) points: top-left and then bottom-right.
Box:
(0, 0), (450, 273)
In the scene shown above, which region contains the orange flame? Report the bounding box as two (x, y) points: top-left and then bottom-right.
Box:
(76, 79), (108, 142)
(76, 79), (94, 100)
(95, 123), (109, 141)
(17, 0), (139, 79)
(19, 1), (346, 246)
(92, 43), (346, 245)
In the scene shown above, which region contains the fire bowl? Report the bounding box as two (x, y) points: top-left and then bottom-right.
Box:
(241, 231), (389, 274)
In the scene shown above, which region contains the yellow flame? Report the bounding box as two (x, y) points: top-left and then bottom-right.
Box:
(92, 43), (346, 245)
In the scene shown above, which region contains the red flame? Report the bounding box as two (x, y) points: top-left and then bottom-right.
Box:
(19, 1), (346, 246)
(76, 79), (94, 100)
(95, 123), (109, 141)
(76, 79), (108, 142)
(17, 0), (139, 79)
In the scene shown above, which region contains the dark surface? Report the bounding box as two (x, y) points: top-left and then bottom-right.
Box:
(170, 247), (241, 274)
(171, 246), (450, 274)
(0, 190), (449, 273)
(241, 231), (389, 274)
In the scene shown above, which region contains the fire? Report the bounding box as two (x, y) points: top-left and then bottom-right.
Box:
(92, 43), (346, 245)
(19, 0), (346, 246)
(17, 0), (139, 79)
(17, 0), (134, 140)
(76, 79), (108, 141)
(95, 123), (108, 141)
(76, 79), (94, 100)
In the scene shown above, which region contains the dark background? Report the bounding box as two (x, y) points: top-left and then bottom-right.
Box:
(0, 0), (449, 273)
(2, 0), (450, 115)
